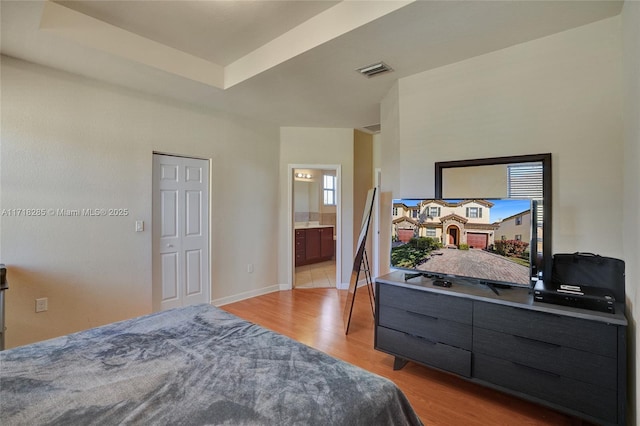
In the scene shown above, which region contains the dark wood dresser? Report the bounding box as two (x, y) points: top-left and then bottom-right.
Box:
(374, 272), (627, 426)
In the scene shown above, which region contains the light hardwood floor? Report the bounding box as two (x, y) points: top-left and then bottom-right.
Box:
(222, 288), (591, 426)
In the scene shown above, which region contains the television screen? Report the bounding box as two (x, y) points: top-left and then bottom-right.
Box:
(391, 198), (535, 288)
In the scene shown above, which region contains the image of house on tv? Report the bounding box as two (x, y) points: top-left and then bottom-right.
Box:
(392, 199), (531, 249)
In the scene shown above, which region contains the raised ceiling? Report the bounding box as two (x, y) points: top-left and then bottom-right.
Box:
(56, 1), (342, 66)
(0, 1), (624, 130)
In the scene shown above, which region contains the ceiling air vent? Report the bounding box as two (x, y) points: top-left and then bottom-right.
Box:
(356, 62), (393, 78)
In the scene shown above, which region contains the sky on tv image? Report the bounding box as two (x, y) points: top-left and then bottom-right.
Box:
(395, 198), (531, 222)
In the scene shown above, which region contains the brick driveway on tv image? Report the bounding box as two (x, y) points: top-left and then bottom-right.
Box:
(417, 248), (530, 286)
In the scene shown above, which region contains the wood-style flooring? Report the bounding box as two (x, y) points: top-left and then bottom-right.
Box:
(221, 288), (590, 426)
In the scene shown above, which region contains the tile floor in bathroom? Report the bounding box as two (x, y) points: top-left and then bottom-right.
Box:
(294, 260), (336, 288)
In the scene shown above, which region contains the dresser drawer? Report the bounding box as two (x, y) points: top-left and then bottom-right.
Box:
(474, 353), (617, 423)
(378, 284), (472, 325)
(473, 327), (617, 390)
(474, 302), (617, 357)
(377, 326), (471, 377)
(379, 305), (471, 350)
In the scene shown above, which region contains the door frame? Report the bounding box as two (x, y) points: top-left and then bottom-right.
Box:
(446, 224), (460, 246)
(152, 151), (212, 311)
(286, 164), (341, 290)
(373, 168), (381, 279)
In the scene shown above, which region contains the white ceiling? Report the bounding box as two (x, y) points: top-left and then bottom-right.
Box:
(56, 0), (342, 66)
(0, 1), (624, 130)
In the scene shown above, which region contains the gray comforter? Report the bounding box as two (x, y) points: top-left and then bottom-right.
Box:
(0, 304), (422, 425)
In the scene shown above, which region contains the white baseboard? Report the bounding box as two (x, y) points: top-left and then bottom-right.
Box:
(280, 282), (353, 291)
(212, 281), (369, 305)
(337, 280), (369, 290)
(212, 284), (282, 307)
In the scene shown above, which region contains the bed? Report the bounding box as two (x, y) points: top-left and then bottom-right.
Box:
(0, 304), (422, 425)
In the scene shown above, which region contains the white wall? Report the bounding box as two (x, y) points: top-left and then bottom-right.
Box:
(396, 16), (623, 258)
(622, 1), (640, 422)
(377, 83), (401, 277)
(279, 127), (354, 287)
(0, 56), (280, 348)
(372, 133), (382, 171)
(380, 82), (401, 195)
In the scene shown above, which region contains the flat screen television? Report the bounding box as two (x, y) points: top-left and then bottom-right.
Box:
(391, 198), (536, 289)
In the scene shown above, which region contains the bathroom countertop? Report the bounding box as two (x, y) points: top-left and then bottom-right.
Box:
(294, 223), (334, 230)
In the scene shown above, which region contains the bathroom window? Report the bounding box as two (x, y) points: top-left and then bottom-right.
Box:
(323, 175), (336, 206)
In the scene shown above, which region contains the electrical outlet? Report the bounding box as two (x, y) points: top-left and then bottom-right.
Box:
(247, 264), (254, 273)
(35, 297), (48, 313)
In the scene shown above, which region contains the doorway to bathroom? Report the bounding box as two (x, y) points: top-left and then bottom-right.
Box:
(289, 165), (341, 289)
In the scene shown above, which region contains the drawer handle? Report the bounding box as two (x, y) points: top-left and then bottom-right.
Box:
(512, 361), (561, 379)
(514, 335), (561, 349)
(412, 334), (438, 345)
(405, 310), (438, 321)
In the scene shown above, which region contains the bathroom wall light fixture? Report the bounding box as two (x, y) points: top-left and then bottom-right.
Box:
(295, 173), (312, 179)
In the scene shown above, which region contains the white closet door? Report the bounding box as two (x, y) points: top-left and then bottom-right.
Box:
(153, 154), (210, 311)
